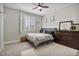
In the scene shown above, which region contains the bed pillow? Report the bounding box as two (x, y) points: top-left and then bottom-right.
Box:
(45, 30), (54, 34)
(40, 28), (46, 33)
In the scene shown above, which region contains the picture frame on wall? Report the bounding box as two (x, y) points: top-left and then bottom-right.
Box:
(45, 18), (47, 23)
(50, 16), (55, 22)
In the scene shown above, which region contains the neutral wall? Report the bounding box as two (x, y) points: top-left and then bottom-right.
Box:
(0, 4), (4, 50)
(4, 7), (20, 43)
(42, 4), (79, 31)
(0, 4), (1, 49)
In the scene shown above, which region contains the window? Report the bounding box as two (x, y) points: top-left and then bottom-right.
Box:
(23, 15), (35, 32)
(19, 12), (42, 33)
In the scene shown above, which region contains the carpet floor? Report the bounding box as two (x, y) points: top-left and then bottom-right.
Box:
(0, 42), (79, 56)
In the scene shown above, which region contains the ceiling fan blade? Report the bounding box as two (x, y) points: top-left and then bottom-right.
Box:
(32, 7), (38, 10)
(32, 3), (38, 6)
(32, 3), (49, 11)
(41, 6), (49, 8)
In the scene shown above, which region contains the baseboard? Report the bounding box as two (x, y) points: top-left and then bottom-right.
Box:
(4, 40), (20, 45)
(0, 40), (20, 51)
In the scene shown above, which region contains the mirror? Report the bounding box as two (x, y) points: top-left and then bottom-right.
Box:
(59, 21), (73, 31)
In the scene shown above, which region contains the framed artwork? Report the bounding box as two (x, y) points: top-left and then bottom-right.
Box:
(50, 16), (55, 22)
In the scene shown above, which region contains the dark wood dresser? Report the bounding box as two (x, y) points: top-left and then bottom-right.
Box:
(55, 31), (79, 50)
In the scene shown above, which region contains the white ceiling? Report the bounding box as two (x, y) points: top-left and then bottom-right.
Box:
(4, 3), (74, 16)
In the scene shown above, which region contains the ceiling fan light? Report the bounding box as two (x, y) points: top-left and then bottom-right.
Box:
(37, 6), (42, 9)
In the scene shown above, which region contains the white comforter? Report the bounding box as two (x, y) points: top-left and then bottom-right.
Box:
(26, 33), (54, 46)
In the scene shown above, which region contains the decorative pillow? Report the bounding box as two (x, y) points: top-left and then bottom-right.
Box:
(40, 28), (46, 33)
(45, 30), (53, 34)
(40, 28), (43, 33)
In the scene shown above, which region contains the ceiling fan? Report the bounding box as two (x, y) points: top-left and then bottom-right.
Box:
(32, 3), (49, 11)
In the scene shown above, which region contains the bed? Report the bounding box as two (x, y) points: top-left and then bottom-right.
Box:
(25, 28), (57, 47)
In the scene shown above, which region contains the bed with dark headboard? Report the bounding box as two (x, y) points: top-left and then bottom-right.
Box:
(25, 28), (57, 47)
(40, 28), (57, 33)
(40, 28), (57, 38)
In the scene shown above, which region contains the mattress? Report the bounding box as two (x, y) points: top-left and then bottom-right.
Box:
(26, 33), (54, 46)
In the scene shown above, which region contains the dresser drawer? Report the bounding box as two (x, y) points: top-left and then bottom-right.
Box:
(56, 32), (72, 36)
(55, 31), (79, 50)
(56, 40), (79, 50)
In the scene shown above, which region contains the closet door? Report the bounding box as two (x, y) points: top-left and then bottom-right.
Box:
(4, 7), (19, 43)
